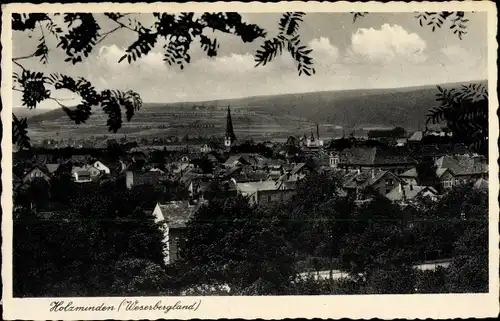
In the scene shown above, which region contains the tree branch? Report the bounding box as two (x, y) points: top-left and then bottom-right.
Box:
(13, 53), (37, 61)
(95, 25), (123, 45)
(108, 15), (138, 33)
(13, 60), (26, 70)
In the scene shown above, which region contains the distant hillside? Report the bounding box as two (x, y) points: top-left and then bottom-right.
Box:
(18, 80), (487, 141)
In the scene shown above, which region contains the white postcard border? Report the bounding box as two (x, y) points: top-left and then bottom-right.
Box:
(1, 2), (499, 320)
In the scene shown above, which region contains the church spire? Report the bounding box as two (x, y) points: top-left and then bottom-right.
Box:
(224, 105), (236, 147)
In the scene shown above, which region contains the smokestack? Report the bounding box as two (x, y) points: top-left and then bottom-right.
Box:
(316, 123), (320, 139)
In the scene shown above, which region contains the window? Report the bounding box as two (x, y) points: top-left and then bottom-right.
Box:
(267, 195), (272, 202)
(443, 180), (453, 188)
(386, 179), (393, 186)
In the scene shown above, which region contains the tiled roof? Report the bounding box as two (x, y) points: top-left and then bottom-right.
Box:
(435, 155), (488, 176)
(157, 201), (194, 229)
(343, 170), (399, 189)
(237, 181), (279, 194)
(290, 163), (308, 176)
(473, 178), (488, 190)
(385, 185), (438, 201)
(339, 147), (416, 166)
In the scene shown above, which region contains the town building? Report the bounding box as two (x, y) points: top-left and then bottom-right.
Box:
(336, 146), (416, 175)
(152, 201), (198, 265)
(224, 106), (237, 148)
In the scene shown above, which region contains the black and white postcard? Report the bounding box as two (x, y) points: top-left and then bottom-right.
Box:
(1, 1), (499, 319)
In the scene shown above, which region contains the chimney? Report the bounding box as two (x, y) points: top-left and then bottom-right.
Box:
(316, 123), (320, 139)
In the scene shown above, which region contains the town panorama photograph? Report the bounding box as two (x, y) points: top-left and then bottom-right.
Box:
(10, 11), (490, 297)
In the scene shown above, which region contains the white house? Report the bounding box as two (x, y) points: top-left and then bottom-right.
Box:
(92, 161), (111, 174)
(152, 201), (196, 265)
(71, 165), (101, 183)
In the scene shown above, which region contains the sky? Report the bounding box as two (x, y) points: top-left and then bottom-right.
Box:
(12, 12), (488, 108)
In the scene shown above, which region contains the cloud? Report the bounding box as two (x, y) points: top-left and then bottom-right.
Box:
(346, 24), (427, 64)
(309, 37), (339, 61)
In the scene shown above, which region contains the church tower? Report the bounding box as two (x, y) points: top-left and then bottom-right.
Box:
(224, 105), (237, 147)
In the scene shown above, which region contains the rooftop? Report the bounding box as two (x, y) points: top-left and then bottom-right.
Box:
(156, 201), (194, 229)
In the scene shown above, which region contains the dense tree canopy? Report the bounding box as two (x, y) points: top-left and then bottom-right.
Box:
(181, 195), (296, 294)
(13, 181), (168, 297)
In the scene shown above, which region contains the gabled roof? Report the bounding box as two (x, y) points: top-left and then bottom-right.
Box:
(290, 162), (313, 176)
(343, 170), (401, 189)
(473, 178), (488, 190)
(45, 163), (60, 174)
(155, 201), (194, 229)
(408, 131), (423, 141)
(24, 165), (50, 177)
(339, 147), (415, 166)
(435, 155), (488, 176)
(385, 185), (438, 201)
(400, 167), (453, 178)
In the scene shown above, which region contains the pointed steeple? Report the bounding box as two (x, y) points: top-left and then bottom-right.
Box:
(224, 105), (236, 147)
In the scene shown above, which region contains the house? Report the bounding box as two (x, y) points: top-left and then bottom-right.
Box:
(289, 162), (315, 181)
(92, 161), (111, 174)
(22, 166), (50, 183)
(337, 146), (416, 175)
(125, 170), (163, 189)
(236, 180), (293, 205)
(385, 184), (439, 203)
(342, 170), (403, 200)
(152, 201), (197, 265)
(71, 165), (101, 183)
(435, 155), (488, 186)
(200, 144), (213, 153)
(223, 154), (251, 168)
(399, 167), (454, 191)
(72, 170), (93, 183)
(473, 178), (488, 190)
(408, 131), (423, 144)
(395, 138), (408, 147)
(329, 152), (340, 168)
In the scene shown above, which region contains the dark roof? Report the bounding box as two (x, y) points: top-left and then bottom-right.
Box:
(290, 162), (314, 176)
(131, 171), (162, 185)
(343, 170), (401, 189)
(340, 147), (416, 166)
(436, 155), (488, 176)
(45, 164), (60, 174)
(156, 201), (193, 228)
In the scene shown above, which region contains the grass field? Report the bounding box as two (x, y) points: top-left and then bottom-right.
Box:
(15, 80), (486, 142)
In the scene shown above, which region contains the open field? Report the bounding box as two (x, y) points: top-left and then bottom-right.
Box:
(15, 80), (486, 142)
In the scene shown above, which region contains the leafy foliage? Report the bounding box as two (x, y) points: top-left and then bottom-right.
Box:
(12, 13), (50, 31)
(181, 196), (296, 294)
(14, 70), (50, 109)
(255, 12), (315, 75)
(427, 83), (488, 155)
(12, 114), (31, 149)
(415, 11), (468, 39)
(58, 13), (101, 64)
(353, 11), (469, 40)
(13, 181), (168, 297)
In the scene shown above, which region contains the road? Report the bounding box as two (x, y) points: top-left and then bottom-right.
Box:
(298, 260), (452, 280)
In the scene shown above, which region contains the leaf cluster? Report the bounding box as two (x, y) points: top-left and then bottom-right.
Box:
(255, 12), (315, 76)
